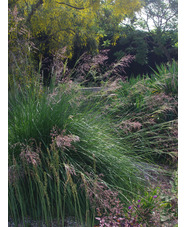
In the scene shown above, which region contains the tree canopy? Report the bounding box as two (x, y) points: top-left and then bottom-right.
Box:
(8, 0), (178, 86)
(120, 0), (178, 63)
(9, 0), (142, 57)
(134, 0), (178, 32)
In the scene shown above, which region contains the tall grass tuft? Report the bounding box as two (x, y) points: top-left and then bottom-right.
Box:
(104, 61), (178, 164)
(9, 81), (160, 226)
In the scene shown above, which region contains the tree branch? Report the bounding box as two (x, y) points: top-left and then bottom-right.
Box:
(56, 1), (85, 10)
(162, 11), (178, 32)
(27, 0), (43, 23)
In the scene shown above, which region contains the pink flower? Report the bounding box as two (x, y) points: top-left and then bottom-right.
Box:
(20, 145), (40, 166)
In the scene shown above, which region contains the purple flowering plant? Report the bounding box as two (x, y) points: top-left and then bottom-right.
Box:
(125, 188), (160, 224)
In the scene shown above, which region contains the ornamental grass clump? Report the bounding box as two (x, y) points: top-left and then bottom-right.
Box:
(104, 61), (178, 164)
(9, 82), (159, 226)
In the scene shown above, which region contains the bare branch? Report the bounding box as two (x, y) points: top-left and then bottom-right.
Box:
(162, 11), (177, 32)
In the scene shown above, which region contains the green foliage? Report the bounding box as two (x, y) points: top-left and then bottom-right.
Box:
(126, 187), (160, 224)
(8, 84), (77, 153)
(8, 0), (143, 85)
(102, 39), (111, 48)
(125, 171), (178, 226)
(134, 0), (177, 61)
(104, 61), (178, 163)
(131, 0), (178, 33)
(8, 6), (39, 88)
(9, 80), (160, 225)
(159, 170), (178, 222)
(8, 0), (178, 225)
(113, 50), (125, 60)
(119, 0), (178, 65)
(8, 57), (177, 226)
(9, 0), (141, 58)
(150, 60), (178, 96)
(119, 29), (148, 65)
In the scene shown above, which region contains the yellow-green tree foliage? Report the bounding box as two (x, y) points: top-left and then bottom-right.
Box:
(10, 0), (141, 57)
(8, 5), (39, 88)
